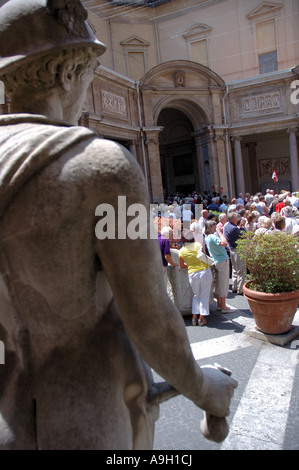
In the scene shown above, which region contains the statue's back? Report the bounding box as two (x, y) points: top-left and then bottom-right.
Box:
(0, 116), (157, 449)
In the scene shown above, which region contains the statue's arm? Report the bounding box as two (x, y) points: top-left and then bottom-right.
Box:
(91, 140), (236, 416)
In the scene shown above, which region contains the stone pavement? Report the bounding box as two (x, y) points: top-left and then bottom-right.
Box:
(152, 288), (299, 451)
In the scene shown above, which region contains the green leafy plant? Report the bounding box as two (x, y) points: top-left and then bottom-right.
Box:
(236, 231), (299, 293)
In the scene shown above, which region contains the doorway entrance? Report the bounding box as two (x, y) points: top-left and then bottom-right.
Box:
(158, 107), (199, 197)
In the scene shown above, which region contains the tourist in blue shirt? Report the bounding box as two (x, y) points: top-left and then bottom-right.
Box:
(223, 212), (246, 294)
(205, 220), (231, 313)
(207, 197), (220, 212)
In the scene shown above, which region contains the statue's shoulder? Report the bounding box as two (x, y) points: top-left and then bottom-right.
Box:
(76, 134), (143, 184)
(0, 114), (145, 197)
(0, 113), (97, 146)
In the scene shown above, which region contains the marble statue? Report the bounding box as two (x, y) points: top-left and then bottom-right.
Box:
(0, 0), (237, 449)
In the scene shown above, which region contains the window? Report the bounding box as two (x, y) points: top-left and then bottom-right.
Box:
(183, 24), (211, 67)
(120, 36), (149, 80)
(190, 39), (209, 67)
(256, 20), (278, 74)
(128, 52), (146, 80)
(258, 50), (278, 73)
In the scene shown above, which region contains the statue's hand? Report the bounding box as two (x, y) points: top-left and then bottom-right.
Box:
(197, 364), (238, 443)
(197, 364), (238, 417)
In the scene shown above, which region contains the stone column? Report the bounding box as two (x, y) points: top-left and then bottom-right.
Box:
(214, 132), (229, 197)
(207, 129), (220, 193)
(287, 128), (299, 192)
(143, 127), (164, 203)
(194, 136), (206, 193)
(245, 142), (258, 195)
(232, 136), (245, 196)
(0, 80), (4, 105)
(79, 111), (89, 128)
(128, 141), (137, 159)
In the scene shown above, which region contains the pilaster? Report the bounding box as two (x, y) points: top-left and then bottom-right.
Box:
(214, 131), (229, 196)
(231, 136), (245, 196)
(143, 127), (164, 203)
(287, 128), (299, 192)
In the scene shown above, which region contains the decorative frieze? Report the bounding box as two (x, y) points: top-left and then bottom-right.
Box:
(259, 157), (290, 178)
(241, 90), (281, 117)
(101, 90), (127, 117)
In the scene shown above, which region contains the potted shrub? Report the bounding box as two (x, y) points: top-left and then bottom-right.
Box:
(236, 231), (299, 334)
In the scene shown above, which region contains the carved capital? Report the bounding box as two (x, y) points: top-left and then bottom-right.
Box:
(245, 141), (257, 148)
(143, 127), (163, 146)
(287, 127), (298, 135)
(206, 127), (223, 143)
(214, 134), (225, 143)
(231, 136), (242, 143)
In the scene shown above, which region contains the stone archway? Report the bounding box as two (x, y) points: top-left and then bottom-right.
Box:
(139, 60), (229, 202)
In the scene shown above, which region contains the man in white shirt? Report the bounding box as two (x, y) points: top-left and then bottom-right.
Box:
(264, 189), (274, 207)
(237, 193), (245, 206)
(289, 192), (299, 209)
(281, 206), (299, 234)
(197, 209), (208, 233)
(182, 204), (193, 226)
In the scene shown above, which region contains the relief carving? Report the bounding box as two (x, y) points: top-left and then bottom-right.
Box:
(174, 71), (185, 87)
(101, 90), (127, 116)
(259, 157), (290, 178)
(241, 91), (281, 117)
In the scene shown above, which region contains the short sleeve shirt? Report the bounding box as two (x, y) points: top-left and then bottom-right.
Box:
(158, 233), (171, 266)
(179, 242), (208, 274)
(205, 233), (229, 264)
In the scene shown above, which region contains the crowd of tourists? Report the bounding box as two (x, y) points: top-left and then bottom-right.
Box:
(155, 188), (299, 327)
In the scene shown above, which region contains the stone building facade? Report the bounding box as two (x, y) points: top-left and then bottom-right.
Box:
(1, 0), (298, 202)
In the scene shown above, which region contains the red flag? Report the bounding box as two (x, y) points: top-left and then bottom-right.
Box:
(272, 169), (278, 183)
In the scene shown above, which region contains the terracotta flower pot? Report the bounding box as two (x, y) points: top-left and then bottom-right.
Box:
(243, 281), (299, 335)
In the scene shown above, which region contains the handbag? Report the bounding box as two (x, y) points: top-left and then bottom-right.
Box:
(197, 250), (214, 267)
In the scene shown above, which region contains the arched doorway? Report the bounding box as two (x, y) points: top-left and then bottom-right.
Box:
(157, 101), (211, 197)
(158, 108), (197, 196)
(139, 60), (227, 202)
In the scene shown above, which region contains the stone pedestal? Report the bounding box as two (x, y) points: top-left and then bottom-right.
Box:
(167, 249), (192, 315)
(245, 325), (299, 347)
